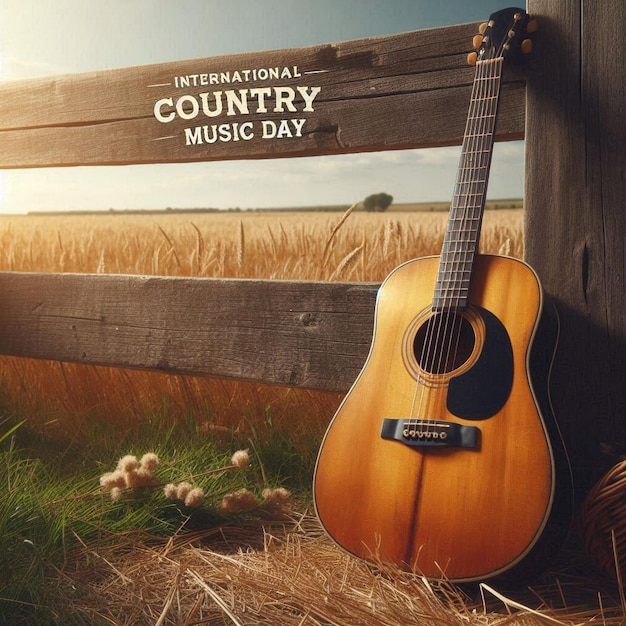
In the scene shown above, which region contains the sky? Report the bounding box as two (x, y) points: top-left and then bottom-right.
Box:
(0, 0), (524, 213)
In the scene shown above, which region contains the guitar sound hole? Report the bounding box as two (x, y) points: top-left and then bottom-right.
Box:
(413, 312), (475, 375)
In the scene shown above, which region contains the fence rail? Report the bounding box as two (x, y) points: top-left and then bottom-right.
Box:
(0, 271), (377, 391)
(0, 22), (524, 168)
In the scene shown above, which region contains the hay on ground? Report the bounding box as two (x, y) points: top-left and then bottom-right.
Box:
(64, 513), (625, 626)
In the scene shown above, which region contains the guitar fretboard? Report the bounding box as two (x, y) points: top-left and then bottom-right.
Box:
(432, 57), (505, 311)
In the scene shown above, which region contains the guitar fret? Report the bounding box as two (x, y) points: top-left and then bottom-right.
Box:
(441, 249), (476, 255)
(455, 170), (489, 176)
(453, 189), (487, 195)
(435, 277), (473, 283)
(434, 281), (472, 288)
(466, 114), (497, 120)
(433, 291), (471, 299)
(435, 273), (473, 280)
(430, 49), (504, 312)
(434, 285), (471, 294)
(462, 133), (495, 139)
(435, 268), (474, 277)
(459, 153), (492, 160)
(434, 280), (472, 287)
(443, 235), (479, 241)
(437, 261), (474, 268)
(460, 158), (491, 164)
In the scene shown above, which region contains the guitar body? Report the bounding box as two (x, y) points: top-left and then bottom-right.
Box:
(315, 9), (572, 584)
(314, 254), (571, 584)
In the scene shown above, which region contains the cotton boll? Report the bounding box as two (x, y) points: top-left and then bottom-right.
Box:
(231, 449), (250, 468)
(176, 481), (194, 500)
(139, 453), (159, 472)
(184, 487), (205, 508)
(220, 488), (260, 514)
(163, 483), (178, 499)
(99, 470), (126, 490)
(116, 455), (139, 473)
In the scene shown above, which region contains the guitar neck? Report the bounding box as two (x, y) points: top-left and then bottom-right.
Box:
(432, 56), (505, 312)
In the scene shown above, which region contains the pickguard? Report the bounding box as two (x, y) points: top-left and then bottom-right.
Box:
(445, 306), (513, 420)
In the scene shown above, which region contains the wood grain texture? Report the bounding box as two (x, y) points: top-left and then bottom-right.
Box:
(314, 255), (561, 582)
(0, 23), (525, 168)
(525, 0), (626, 487)
(0, 272), (377, 392)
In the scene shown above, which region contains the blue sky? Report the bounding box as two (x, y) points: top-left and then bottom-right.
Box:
(0, 0), (524, 213)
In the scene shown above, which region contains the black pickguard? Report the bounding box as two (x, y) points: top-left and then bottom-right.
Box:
(446, 306), (513, 420)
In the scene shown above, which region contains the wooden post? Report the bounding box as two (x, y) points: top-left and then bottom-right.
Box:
(525, 0), (626, 490)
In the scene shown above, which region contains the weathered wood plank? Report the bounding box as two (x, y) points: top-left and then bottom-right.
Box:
(0, 23), (525, 168)
(0, 272), (378, 392)
(525, 0), (626, 487)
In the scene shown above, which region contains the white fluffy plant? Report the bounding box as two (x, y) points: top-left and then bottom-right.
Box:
(99, 452), (160, 502)
(99, 448), (290, 514)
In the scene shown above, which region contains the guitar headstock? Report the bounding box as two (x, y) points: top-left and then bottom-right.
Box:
(467, 7), (537, 66)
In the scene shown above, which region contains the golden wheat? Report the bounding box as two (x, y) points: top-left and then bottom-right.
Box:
(0, 209), (523, 279)
(0, 209), (523, 441)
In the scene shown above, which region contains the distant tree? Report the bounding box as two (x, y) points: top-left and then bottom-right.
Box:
(363, 192), (393, 212)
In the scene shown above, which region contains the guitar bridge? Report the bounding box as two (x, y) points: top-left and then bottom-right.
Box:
(380, 418), (479, 449)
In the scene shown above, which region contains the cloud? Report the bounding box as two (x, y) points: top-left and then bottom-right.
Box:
(412, 146), (462, 166)
(492, 141), (525, 160)
(0, 55), (68, 81)
(0, 139), (524, 214)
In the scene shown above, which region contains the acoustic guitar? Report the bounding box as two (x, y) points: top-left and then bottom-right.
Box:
(313, 7), (572, 585)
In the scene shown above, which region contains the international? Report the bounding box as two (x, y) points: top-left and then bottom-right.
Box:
(174, 66), (302, 88)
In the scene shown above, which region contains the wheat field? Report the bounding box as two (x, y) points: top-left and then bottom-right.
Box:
(0, 208), (523, 442)
(0, 208), (523, 280)
(0, 209), (523, 439)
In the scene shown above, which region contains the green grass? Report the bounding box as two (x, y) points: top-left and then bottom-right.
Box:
(0, 406), (316, 624)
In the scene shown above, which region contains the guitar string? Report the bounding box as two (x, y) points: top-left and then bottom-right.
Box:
(413, 19), (517, 428)
(439, 54), (491, 391)
(426, 32), (510, 425)
(408, 29), (509, 437)
(440, 49), (503, 396)
(442, 54), (494, 375)
(434, 52), (493, 405)
(408, 53), (488, 431)
(408, 50), (483, 429)
(431, 64), (484, 387)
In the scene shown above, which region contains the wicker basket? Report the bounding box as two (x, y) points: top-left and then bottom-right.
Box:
(580, 459), (626, 581)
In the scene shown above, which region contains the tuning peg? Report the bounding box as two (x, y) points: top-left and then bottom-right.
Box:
(521, 38), (533, 54)
(467, 51), (478, 66)
(526, 19), (538, 33)
(472, 34), (484, 49)
(478, 21), (489, 35)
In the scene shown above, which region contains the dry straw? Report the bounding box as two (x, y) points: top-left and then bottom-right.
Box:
(67, 513), (624, 625)
(155, 223), (182, 269)
(236, 219), (245, 270)
(321, 201), (358, 270)
(328, 242), (364, 281)
(189, 221), (205, 274)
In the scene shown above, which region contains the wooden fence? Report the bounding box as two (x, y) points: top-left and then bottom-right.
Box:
(0, 0), (624, 490)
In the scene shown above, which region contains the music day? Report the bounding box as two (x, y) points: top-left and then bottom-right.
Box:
(152, 65), (321, 145)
